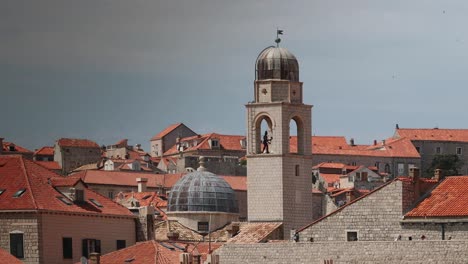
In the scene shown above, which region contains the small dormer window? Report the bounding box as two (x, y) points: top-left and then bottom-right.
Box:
(210, 139), (219, 149)
(9, 145), (16, 151)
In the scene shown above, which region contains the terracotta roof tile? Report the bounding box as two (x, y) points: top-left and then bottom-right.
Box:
(2, 142), (33, 153)
(57, 138), (100, 148)
(34, 161), (61, 170)
(320, 173), (341, 185)
(164, 133), (245, 155)
(0, 248), (23, 264)
(0, 155), (133, 217)
(151, 123), (183, 141)
(33, 146), (54, 156)
(405, 176), (468, 218)
(396, 128), (468, 142)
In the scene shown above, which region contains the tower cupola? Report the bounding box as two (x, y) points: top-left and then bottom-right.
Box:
(255, 47), (299, 81)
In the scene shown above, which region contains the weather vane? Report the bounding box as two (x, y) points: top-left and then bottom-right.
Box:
(275, 29), (283, 47)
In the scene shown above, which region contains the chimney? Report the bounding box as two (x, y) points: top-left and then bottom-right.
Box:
(350, 138), (355, 146)
(396, 123), (400, 129)
(434, 169), (443, 182)
(137, 178), (148, 192)
(88, 252), (101, 264)
(409, 167), (421, 199)
(373, 140), (377, 145)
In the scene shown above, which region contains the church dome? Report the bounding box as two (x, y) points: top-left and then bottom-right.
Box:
(167, 170), (238, 214)
(255, 46), (299, 81)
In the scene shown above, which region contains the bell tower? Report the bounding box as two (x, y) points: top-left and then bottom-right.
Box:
(246, 39), (313, 237)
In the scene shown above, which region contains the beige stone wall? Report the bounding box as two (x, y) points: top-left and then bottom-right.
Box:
(0, 213), (41, 264)
(217, 240), (468, 264)
(55, 145), (101, 174)
(40, 213), (136, 264)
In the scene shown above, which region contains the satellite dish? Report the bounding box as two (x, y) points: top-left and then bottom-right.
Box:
(80, 256), (88, 264)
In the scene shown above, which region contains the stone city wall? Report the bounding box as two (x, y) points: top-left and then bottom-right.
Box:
(217, 240), (468, 264)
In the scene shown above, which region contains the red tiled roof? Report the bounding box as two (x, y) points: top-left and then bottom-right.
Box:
(313, 162), (346, 170)
(96, 240), (221, 264)
(405, 176), (468, 218)
(396, 128), (468, 142)
(2, 142), (33, 153)
(164, 133), (245, 156)
(34, 161), (61, 170)
(320, 173), (341, 185)
(50, 177), (82, 187)
(151, 123), (183, 141)
(0, 248), (22, 264)
(306, 136), (420, 158)
(75, 170), (247, 191)
(57, 138), (100, 148)
(0, 155), (133, 217)
(34, 146), (54, 156)
(117, 192), (168, 208)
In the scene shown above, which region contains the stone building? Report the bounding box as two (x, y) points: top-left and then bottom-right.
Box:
(33, 146), (54, 161)
(246, 44), (313, 237)
(54, 138), (102, 174)
(161, 133), (247, 175)
(394, 128), (468, 176)
(308, 136), (421, 178)
(150, 123), (197, 157)
(0, 155), (136, 264)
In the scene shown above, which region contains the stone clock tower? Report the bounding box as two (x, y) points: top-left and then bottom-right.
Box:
(246, 42), (313, 237)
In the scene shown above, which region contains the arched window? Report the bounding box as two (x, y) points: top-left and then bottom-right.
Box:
(255, 115), (273, 154)
(289, 116), (304, 154)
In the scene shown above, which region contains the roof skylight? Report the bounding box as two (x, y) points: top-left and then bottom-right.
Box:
(89, 198), (103, 208)
(57, 196), (73, 205)
(13, 189), (26, 198)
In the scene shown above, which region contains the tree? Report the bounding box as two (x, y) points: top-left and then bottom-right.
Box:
(426, 154), (464, 177)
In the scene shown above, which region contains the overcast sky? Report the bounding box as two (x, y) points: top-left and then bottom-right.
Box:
(2, 0), (468, 151)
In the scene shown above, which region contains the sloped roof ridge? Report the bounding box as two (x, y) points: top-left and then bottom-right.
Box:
(19, 157), (39, 209)
(297, 177), (400, 232)
(86, 187), (133, 212)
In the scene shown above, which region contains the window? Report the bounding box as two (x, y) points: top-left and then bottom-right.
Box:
(457, 147), (462, 155)
(356, 172), (361, 181)
(361, 172), (368, 182)
(435, 147), (441, 154)
(397, 163), (404, 176)
(295, 165), (300, 176)
(116, 240), (126, 250)
(198, 222), (209, 232)
(347, 231), (358, 241)
(57, 196), (72, 205)
(108, 191), (114, 199)
(13, 189), (26, 198)
(63, 237), (73, 259)
(10, 233), (24, 258)
(82, 239), (101, 258)
(89, 199), (103, 208)
(351, 161), (356, 166)
(210, 139), (219, 148)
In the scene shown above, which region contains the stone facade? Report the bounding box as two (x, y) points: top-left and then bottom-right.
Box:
(247, 77), (314, 237)
(0, 212), (136, 264)
(54, 144), (101, 175)
(312, 154), (420, 178)
(410, 140), (468, 176)
(176, 154), (246, 176)
(217, 240), (468, 264)
(150, 124), (196, 157)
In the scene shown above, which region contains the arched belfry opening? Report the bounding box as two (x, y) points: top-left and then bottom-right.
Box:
(255, 115), (273, 154)
(290, 116), (305, 154)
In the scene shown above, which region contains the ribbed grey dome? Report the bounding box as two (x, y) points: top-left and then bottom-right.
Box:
(167, 171), (238, 213)
(256, 46), (299, 81)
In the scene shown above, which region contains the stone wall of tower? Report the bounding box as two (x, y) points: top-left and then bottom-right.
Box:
(246, 87), (314, 237)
